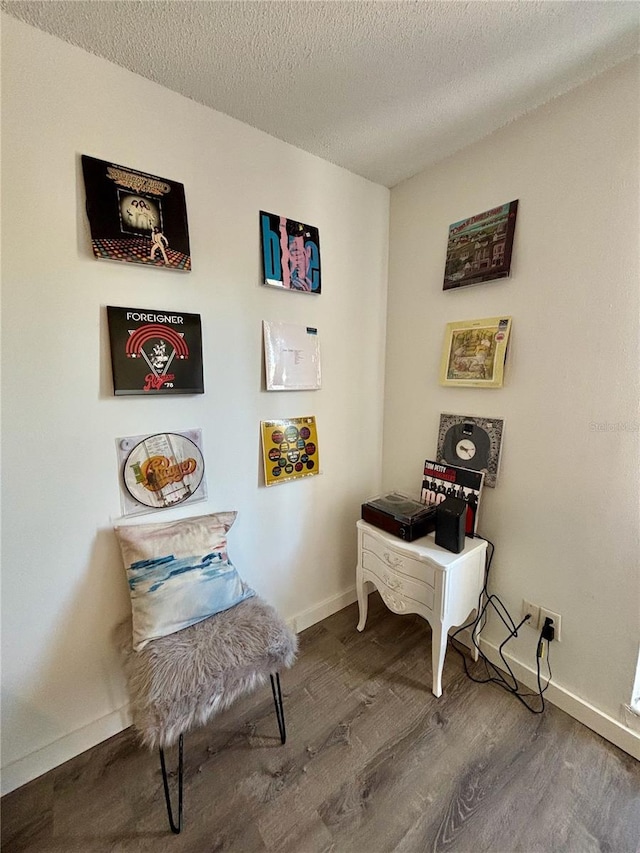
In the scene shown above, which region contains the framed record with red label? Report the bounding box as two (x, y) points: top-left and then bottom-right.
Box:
(107, 305), (204, 395)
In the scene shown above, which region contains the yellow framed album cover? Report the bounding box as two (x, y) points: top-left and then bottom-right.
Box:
(260, 416), (320, 486)
(440, 317), (512, 388)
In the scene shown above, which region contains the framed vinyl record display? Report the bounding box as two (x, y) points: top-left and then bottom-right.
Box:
(260, 416), (320, 486)
(443, 200), (518, 290)
(116, 429), (207, 516)
(82, 155), (191, 270)
(436, 414), (504, 488)
(439, 316), (512, 388)
(260, 211), (321, 293)
(107, 306), (204, 395)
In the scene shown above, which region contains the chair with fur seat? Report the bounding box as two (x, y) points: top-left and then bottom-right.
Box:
(117, 595), (297, 833)
(113, 511), (297, 834)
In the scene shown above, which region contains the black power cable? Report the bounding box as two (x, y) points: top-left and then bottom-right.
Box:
(450, 534), (553, 714)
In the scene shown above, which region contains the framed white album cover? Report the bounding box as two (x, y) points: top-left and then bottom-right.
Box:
(263, 320), (321, 391)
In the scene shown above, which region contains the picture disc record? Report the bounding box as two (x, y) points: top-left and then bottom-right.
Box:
(123, 432), (204, 508)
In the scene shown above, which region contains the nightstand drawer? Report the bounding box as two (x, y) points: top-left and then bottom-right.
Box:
(362, 551), (435, 610)
(361, 531), (436, 588)
(356, 519), (487, 698)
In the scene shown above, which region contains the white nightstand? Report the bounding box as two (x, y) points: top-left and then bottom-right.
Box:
(356, 519), (488, 697)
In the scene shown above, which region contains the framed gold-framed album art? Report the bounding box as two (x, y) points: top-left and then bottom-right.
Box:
(440, 317), (512, 388)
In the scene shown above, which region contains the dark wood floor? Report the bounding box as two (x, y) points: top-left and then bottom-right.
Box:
(3, 594), (639, 853)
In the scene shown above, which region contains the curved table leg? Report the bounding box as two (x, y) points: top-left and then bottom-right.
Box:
(356, 574), (370, 632)
(430, 623), (449, 698)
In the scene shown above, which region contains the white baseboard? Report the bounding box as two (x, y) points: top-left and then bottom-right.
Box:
(479, 637), (640, 761)
(291, 585), (358, 633)
(1, 705), (132, 796)
(1, 589), (359, 797)
(5, 592), (635, 797)
(623, 703), (640, 733)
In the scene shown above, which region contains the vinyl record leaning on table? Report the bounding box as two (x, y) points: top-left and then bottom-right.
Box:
(436, 414), (504, 488)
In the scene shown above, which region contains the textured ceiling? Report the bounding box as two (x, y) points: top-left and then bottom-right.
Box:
(2, 1), (639, 186)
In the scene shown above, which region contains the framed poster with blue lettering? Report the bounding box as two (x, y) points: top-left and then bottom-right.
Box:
(259, 211), (321, 294)
(106, 305), (204, 395)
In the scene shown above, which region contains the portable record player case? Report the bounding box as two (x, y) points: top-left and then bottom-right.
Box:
(361, 492), (436, 541)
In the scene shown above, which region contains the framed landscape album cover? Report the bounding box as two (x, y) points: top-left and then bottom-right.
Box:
(443, 200), (518, 290)
(107, 306), (204, 395)
(440, 316), (512, 389)
(260, 416), (319, 485)
(260, 211), (321, 293)
(82, 155), (191, 270)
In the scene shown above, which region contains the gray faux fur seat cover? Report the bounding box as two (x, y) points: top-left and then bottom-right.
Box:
(115, 596), (298, 750)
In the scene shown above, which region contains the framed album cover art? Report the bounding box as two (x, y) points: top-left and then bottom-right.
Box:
(440, 316), (512, 389)
(81, 155), (191, 270)
(260, 211), (321, 293)
(116, 429), (207, 517)
(436, 414), (504, 488)
(443, 200), (518, 290)
(263, 320), (321, 391)
(107, 306), (204, 395)
(260, 416), (320, 485)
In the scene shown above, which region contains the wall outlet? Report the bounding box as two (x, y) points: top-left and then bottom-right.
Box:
(521, 599), (540, 627)
(539, 608), (561, 642)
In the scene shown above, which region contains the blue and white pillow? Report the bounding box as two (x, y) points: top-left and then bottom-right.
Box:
(115, 512), (254, 651)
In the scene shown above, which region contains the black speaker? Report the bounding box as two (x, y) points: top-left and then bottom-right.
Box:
(435, 496), (466, 553)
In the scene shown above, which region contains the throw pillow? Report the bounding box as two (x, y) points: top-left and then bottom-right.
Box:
(114, 511), (254, 651)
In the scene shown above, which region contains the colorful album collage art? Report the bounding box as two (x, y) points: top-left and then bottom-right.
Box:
(84, 154), (325, 503)
(261, 417), (319, 486)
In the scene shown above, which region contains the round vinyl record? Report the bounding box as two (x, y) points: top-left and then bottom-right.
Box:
(437, 414), (505, 488)
(442, 422), (491, 472)
(123, 432), (204, 508)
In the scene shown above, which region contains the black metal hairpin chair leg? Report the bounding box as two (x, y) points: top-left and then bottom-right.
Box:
(159, 733), (183, 834)
(157, 679), (284, 834)
(270, 673), (287, 744)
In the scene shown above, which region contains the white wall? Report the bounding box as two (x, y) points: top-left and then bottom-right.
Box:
(384, 58), (640, 753)
(0, 15), (389, 793)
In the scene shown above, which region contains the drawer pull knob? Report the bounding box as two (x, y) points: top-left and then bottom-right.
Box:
(383, 551), (403, 569)
(383, 572), (402, 590)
